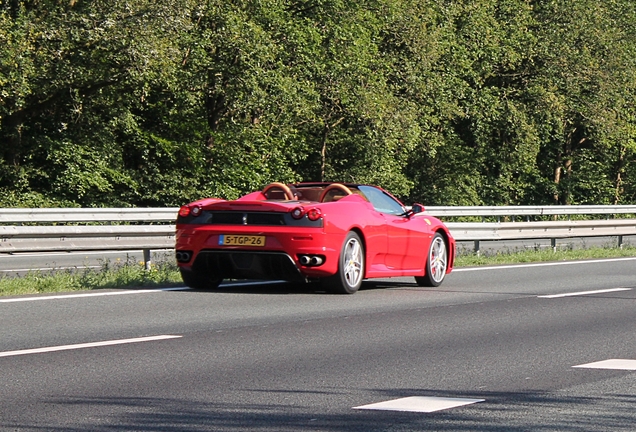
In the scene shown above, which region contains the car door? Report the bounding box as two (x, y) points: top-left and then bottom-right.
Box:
(358, 186), (424, 271)
(384, 213), (424, 270)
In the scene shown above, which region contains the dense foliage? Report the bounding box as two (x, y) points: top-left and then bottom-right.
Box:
(1, 0), (635, 207)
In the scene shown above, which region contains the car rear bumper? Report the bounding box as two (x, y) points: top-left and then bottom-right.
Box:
(176, 225), (343, 281)
(190, 250), (307, 282)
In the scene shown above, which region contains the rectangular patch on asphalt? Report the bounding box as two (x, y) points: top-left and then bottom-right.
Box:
(353, 396), (485, 413)
(573, 359), (636, 370)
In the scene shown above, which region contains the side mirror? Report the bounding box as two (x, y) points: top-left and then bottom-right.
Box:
(411, 203), (425, 214)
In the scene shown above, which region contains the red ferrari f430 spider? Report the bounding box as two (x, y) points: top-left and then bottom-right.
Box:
(176, 182), (455, 294)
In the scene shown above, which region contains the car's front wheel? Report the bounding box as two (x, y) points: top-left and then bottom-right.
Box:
(180, 268), (222, 290)
(323, 231), (365, 294)
(415, 232), (447, 287)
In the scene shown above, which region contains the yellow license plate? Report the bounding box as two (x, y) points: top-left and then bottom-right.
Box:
(219, 234), (266, 247)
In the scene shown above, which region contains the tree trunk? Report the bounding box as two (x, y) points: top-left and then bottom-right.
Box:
(553, 154), (562, 204)
(614, 145), (626, 205)
(3, 111), (24, 168)
(320, 127), (328, 182)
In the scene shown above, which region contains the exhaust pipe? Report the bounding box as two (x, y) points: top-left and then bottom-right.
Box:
(176, 251), (192, 263)
(299, 255), (324, 266)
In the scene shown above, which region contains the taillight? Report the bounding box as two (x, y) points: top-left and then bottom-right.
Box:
(291, 206), (304, 219)
(306, 208), (322, 221)
(178, 205), (191, 217)
(179, 205), (201, 217)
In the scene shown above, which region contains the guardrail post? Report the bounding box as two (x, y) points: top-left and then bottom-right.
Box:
(551, 238), (557, 252)
(143, 249), (151, 271)
(474, 240), (480, 256)
(618, 235), (623, 249)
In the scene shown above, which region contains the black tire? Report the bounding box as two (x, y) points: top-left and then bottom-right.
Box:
(323, 231), (365, 294)
(415, 232), (448, 287)
(180, 267), (222, 290)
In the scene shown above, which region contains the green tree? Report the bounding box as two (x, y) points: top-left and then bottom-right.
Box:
(1, 0), (635, 208)
(0, 0), (194, 206)
(529, 0), (636, 204)
(406, 0), (540, 205)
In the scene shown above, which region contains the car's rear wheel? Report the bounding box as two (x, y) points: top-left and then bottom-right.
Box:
(415, 232), (447, 287)
(323, 231), (365, 294)
(180, 268), (222, 290)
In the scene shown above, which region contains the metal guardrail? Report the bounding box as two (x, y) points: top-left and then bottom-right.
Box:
(444, 219), (636, 253)
(0, 208), (179, 223)
(421, 205), (636, 253)
(0, 206), (634, 264)
(424, 205), (636, 219)
(0, 208), (178, 269)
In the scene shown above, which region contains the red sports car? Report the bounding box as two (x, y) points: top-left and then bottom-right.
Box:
(175, 182), (455, 294)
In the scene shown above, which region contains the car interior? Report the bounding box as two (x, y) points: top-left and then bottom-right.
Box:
(262, 183), (368, 203)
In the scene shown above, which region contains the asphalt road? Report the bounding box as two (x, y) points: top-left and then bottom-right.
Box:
(1, 258), (636, 431)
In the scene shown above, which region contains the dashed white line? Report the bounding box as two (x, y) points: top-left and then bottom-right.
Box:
(0, 335), (182, 358)
(0, 287), (189, 303)
(353, 396), (485, 413)
(0, 280), (288, 303)
(573, 359), (636, 370)
(453, 257), (636, 272)
(538, 288), (632, 299)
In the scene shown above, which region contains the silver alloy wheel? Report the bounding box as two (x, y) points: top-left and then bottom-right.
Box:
(429, 235), (447, 283)
(343, 236), (364, 288)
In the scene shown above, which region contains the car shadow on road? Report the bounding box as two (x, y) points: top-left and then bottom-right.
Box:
(191, 279), (422, 295)
(8, 389), (636, 431)
(205, 280), (330, 295)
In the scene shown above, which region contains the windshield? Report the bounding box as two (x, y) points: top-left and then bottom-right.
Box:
(357, 186), (405, 215)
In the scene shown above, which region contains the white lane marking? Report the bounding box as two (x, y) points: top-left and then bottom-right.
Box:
(0, 287), (189, 303)
(453, 257), (636, 272)
(0, 335), (182, 358)
(538, 288), (632, 299)
(0, 280), (288, 303)
(353, 396), (485, 413)
(573, 359), (636, 370)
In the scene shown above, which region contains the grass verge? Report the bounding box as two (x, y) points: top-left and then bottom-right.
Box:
(1, 245), (635, 297)
(0, 255), (182, 297)
(455, 244), (636, 267)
